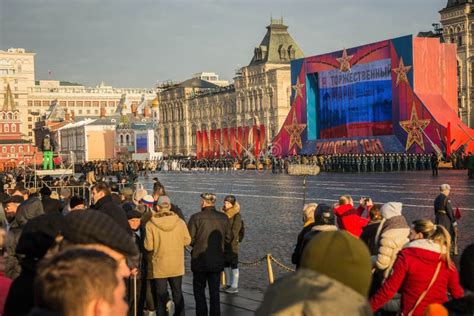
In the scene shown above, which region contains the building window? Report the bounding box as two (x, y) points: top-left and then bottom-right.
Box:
(86, 110), (90, 114)
(11, 124), (16, 132)
(18, 146), (23, 152)
(458, 36), (463, 46)
(126, 135), (130, 144)
(28, 117), (32, 122)
(28, 124), (32, 129)
(4, 124), (9, 132)
(79, 110), (83, 114)
(120, 135), (124, 144)
(28, 132), (32, 136)
(2, 147), (6, 153)
(10, 147), (14, 153)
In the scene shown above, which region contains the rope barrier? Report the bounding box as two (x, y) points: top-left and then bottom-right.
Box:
(270, 255), (296, 272)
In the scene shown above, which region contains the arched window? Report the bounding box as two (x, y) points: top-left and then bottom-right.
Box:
(7, 113), (12, 120)
(4, 124), (9, 132)
(11, 124), (16, 132)
(10, 146), (15, 153)
(126, 134), (130, 144)
(18, 146), (23, 153)
(120, 134), (124, 144)
(2, 147), (6, 153)
(179, 127), (185, 147)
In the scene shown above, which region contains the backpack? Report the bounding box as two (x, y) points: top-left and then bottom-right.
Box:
(238, 219), (245, 242)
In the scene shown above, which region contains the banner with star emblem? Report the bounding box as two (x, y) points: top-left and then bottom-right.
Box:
(271, 35), (474, 156)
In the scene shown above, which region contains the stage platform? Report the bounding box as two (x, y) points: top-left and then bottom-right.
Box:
(34, 169), (74, 176)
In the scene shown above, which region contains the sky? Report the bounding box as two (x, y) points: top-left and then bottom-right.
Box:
(0, 0), (446, 88)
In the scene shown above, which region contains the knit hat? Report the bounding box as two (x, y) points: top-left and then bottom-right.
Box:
(62, 209), (138, 257)
(16, 213), (64, 259)
(133, 189), (148, 205)
(39, 186), (52, 196)
(314, 203), (335, 225)
(157, 195), (171, 208)
(301, 231), (371, 297)
(460, 243), (474, 291)
(4, 195), (25, 205)
(380, 202), (403, 219)
(120, 187), (134, 199)
(141, 195), (155, 207)
(224, 195), (236, 206)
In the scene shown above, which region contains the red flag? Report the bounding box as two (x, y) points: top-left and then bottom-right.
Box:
(244, 126), (250, 150)
(253, 125), (260, 157)
(215, 129), (221, 157)
(260, 124), (266, 154)
(223, 128), (229, 154)
(237, 127), (243, 157)
(455, 207), (462, 220)
(202, 130), (209, 158)
(209, 130), (215, 158)
(196, 131), (202, 159)
(230, 128), (237, 157)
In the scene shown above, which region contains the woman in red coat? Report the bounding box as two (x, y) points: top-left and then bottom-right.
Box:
(370, 219), (463, 316)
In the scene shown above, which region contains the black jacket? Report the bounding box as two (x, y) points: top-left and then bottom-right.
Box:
(187, 206), (231, 272)
(91, 195), (130, 232)
(291, 223), (316, 267)
(131, 226), (147, 279)
(434, 193), (456, 234)
(41, 196), (61, 214)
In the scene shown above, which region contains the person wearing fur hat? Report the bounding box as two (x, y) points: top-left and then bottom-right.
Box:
(257, 231), (373, 315)
(144, 195), (191, 316)
(291, 203), (317, 268)
(221, 195), (243, 294)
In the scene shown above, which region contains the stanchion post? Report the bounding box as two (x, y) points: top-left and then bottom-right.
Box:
(266, 254), (274, 284)
(303, 175), (307, 206)
(221, 271), (226, 286)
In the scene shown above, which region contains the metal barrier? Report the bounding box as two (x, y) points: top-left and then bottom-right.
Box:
(47, 185), (92, 206)
(185, 247), (294, 285)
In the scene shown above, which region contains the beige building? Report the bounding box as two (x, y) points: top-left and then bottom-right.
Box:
(0, 48), (156, 143)
(58, 118), (116, 163)
(440, 0), (474, 127)
(157, 18), (304, 156)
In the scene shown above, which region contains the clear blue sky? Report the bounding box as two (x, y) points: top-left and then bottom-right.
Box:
(0, 0), (446, 87)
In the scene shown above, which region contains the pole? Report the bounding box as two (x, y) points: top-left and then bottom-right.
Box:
(133, 274), (137, 316)
(303, 175), (307, 206)
(266, 254), (274, 284)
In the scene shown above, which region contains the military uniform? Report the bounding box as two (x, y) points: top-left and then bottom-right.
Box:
(434, 193), (457, 246)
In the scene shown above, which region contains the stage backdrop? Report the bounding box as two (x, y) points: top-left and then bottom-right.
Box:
(272, 35), (474, 156)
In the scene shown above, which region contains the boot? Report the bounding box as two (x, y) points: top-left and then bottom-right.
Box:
(225, 269), (239, 294)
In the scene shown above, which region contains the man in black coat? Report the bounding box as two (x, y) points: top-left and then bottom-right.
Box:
(188, 193), (231, 316)
(434, 184), (457, 245)
(91, 182), (130, 232)
(39, 187), (61, 214)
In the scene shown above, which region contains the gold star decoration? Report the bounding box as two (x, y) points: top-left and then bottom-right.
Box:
(392, 57), (412, 86)
(336, 48), (353, 72)
(399, 103), (431, 151)
(292, 77), (304, 99)
(284, 111), (306, 152)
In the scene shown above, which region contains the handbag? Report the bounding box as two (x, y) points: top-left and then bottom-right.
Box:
(405, 261), (442, 316)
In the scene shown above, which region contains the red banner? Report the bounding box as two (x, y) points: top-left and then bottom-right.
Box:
(215, 129), (221, 157)
(222, 128), (229, 154)
(237, 127), (243, 157)
(209, 130), (215, 158)
(230, 128), (237, 157)
(202, 130), (209, 158)
(196, 131), (202, 159)
(260, 124), (266, 154)
(253, 125), (260, 157)
(244, 126), (250, 150)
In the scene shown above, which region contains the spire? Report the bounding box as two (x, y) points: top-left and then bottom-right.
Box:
(2, 83), (15, 112)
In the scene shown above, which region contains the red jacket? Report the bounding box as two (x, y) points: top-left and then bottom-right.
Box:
(370, 240), (464, 316)
(334, 204), (368, 237)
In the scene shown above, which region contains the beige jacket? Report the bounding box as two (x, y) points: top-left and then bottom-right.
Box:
(144, 209), (191, 279)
